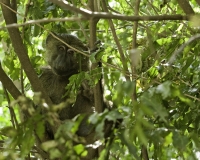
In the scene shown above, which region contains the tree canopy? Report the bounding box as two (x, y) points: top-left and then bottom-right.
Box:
(0, 0), (200, 160)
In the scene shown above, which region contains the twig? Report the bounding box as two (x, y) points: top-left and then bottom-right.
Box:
(0, 17), (87, 30)
(101, 0), (130, 81)
(131, 0), (140, 101)
(2, 86), (19, 129)
(125, 0), (134, 9)
(168, 34), (200, 65)
(147, 0), (159, 14)
(107, 6), (121, 14)
(185, 94), (200, 102)
(20, 0), (31, 95)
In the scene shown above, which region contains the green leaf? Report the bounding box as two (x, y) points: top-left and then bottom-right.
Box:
(74, 144), (85, 155)
(41, 140), (58, 151)
(0, 126), (17, 137)
(181, 56), (194, 74)
(119, 130), (140, 160)
(156, 81), (172, 99)
(173, 131), (189, 151)
(89, 52), (97, 63)
(141, 92), (168, 122)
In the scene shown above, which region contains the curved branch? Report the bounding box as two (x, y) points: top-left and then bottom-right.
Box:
(48, 0), (91, 17)
(0, 0), (52, 105)
(168, 34), (200, 65)
(47, 0), (189, 21)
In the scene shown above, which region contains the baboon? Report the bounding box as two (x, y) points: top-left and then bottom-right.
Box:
(39, 33), (97, 156)
(39, 33), (114, 159)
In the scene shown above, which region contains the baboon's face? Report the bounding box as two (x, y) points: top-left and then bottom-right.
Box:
(51, 42), (78, 76)
(46, 34), (88, 76)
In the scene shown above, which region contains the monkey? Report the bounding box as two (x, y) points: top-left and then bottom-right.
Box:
(39, 32), (95, 129)
(39, 33), (117, 159)
(39, 33), (98, 159)
(39, 33), (98, 150)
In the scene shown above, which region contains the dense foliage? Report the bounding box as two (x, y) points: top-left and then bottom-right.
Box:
(0, 0), (200, 159)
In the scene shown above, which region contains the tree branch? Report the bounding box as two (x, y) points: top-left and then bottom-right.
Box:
(88, 0), (103, 113)
(0, 0), (52, 105)
(132, 0), (140, 49)
(3, 85), (19, 129)
(0, 17), (87, 30)
(101, 0), (130, 81)
(48, 0), (91, 17)
(131, 0), (140, 101)
(0, 14), (190, 31)
(47, 0), (190, 21)
(168, 34), (200, 65)
(0, 63), (21, 100)
(196, 0), (200, 6)
(141, 145), (149, 160)
(131, 1), (149, 159)
(177, 0), (195, 15)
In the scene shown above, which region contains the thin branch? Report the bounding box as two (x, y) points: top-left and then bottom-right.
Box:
(0, 17), (87, 30)
(185, 94), (200, 102)
(147, 0), (159, 15)
(168, 34), (200, 65)
(2, 85), (22, 153)
(131, 0), (140, 101)
(20, 0), (31, 95)
(125, 0), (134, 9)
(3, 86), (18, 129)
(48, 0), (91, 17)
(107, 6), (121, 14)
(20, 68), (24, 94)
(132, 0), (140, 49)
(101, 0), (130, 81)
